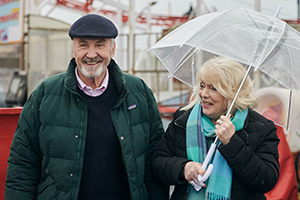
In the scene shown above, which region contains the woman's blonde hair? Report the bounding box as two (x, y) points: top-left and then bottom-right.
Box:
(182, 57), (257, 115)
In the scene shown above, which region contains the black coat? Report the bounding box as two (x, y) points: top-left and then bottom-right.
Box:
(152, 108), (280, 200)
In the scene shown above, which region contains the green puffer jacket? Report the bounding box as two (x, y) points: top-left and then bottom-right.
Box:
(5, 58), (168, 200)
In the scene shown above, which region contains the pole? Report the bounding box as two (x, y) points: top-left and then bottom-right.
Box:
(128, 0), (135, 74)
(298, 0), (300, 20)
(195, 0), (202, 17)
(254, 0), (261, 12)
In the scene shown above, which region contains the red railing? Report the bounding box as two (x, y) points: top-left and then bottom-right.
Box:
(0, 107), (22, 199)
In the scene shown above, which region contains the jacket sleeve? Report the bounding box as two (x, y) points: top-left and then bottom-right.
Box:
(143, 86), (169, 200)
(152, 109), (190, 186)
(5, 86), (43, 200)
(218, 117), (280, 193)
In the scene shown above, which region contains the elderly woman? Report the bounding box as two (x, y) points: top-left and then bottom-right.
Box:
(152, 57), (279, 200)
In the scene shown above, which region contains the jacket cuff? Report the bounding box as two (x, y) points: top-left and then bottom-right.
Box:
(218, 134), (244, 160)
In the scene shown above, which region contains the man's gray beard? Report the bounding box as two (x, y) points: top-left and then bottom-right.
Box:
(80, 63), (105, 79)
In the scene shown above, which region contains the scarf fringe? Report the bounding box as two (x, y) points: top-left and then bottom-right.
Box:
(207, 192), (231, 200)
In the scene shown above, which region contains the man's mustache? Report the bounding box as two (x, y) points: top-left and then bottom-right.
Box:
(82, 56), (102, 63)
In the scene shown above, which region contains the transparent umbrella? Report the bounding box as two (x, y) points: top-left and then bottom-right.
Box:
(149, 7), (300, 190)
(150, 7), (300, 87)
(149, 7), (300, 131)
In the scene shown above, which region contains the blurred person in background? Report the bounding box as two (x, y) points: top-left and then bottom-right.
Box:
(152, 57), (279, 200)
(5, 14), (168, 200)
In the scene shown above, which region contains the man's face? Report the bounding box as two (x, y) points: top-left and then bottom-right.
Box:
(72, 37), (115, 79)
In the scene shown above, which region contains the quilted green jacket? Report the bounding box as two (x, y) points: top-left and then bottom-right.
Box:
(5, 58), (168, 200)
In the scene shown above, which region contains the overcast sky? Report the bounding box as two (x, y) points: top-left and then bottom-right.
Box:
(134, 0), (298, 20)
(42, 0), (298, 25)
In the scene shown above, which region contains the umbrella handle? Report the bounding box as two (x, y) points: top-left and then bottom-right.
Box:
(188, 143), (217, 191)
(189, 164), (214, 191)
(189, 179), (205, 191)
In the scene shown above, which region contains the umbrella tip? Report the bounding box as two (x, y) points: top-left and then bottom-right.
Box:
(273, 5), (282, 18)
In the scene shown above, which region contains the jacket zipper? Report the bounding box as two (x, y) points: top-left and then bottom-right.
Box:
(71, 96), (86, 199)
(174, 122), (186, 130)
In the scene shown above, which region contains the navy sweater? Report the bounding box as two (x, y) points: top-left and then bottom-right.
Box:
(77, 76), (130, 200)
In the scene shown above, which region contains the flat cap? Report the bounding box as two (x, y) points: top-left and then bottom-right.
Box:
(69, 14), (118, 39)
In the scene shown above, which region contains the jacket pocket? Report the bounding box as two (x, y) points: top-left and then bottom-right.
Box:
(36, 176), (58, 200)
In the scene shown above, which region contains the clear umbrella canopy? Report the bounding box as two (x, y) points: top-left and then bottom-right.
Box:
(149, 8), (300, 90)
(149, 7), (300, 134)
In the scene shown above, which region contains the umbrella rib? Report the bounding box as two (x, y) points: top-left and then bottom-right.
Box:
(171, 47), (198, 79)
(286, 90), (292, 132)
(245, 10), (287, 68)
(258, 23), (287, 67)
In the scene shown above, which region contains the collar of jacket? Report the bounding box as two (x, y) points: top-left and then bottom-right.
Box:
(173, 107), (193, 130)
(64, 58), (128, 107)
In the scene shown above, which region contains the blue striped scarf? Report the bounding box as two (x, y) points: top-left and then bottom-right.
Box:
(186, 102), (248, 200)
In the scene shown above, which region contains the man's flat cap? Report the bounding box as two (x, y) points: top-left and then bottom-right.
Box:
(69, 14), (118, 39)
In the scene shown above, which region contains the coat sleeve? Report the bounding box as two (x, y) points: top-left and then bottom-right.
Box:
(218, 117), (280, 193)
(152, 110), (190, 186)
(5, 87), (43, 200)
(143, 86), (169, 200)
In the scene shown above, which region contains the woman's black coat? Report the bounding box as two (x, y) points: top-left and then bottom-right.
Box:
(152, 108), (280, 200)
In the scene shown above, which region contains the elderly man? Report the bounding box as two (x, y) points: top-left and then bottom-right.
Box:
(5, 14), (168, 200)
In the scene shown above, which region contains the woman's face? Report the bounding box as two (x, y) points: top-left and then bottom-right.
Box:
(199, 79), (227, 121)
